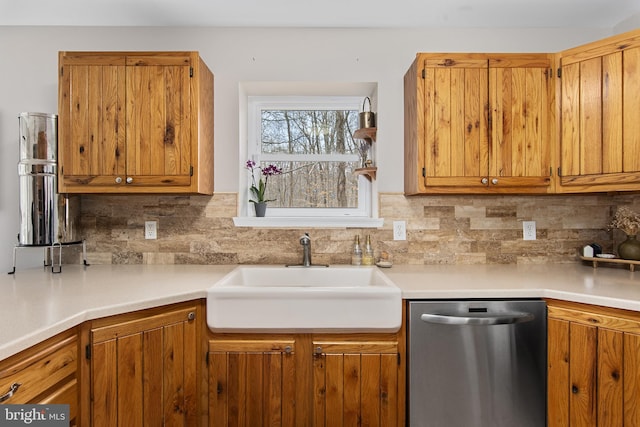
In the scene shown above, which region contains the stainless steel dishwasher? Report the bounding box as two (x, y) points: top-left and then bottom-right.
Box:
(408, 299), (546, 427)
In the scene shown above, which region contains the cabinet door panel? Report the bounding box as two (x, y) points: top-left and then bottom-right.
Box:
(597, 328), (623, 427)
(624, 332), (640, 426)
(569, 322), (597, 427)
(559, 33), (640, 191)
(208, 340), (296, 427)
(548, 300), (640, 427)
(489, 58), (551, 186)
(622, 46), (640, 172)
(312, 341), (399, 427)
(117, 333), (143, 427)
(423, 58), (489, 186)
(60, 63), (126, 183)
(91, 339), (118, 427)
(142, 327), (164, 427)
(126, 64), (191, 182)
(91, 305), (198, 426)
(548, 317), (570, 427)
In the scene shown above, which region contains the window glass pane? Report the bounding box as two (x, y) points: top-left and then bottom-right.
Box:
(261, 110), (359, 155)
(262, 160), (359, 208)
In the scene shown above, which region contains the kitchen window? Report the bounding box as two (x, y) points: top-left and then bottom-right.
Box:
(234, 92), (381, 228)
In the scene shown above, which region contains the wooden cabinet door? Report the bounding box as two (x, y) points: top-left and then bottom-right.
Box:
(312, 339), (400, 427)
(124, 54), (193, 189)
(406, 53), (553, 194)
(488, 55), (553, 190)
(422, 55), (490, 190)
(558, 30), (640, 192)
(59, 51), (213, 194)
(58, 53), (127, 191)
(208, 338), (297, 427)
(90, 304), (199, 427)
(547, 300), (640, 427)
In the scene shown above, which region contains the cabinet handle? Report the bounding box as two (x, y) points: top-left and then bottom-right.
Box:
(481, 178), (489, 185)
(571, 385), (579, 394)
(314, 346), (323, 355)
(284, 345), (292, 354)
(491, 178), (499, 185)
(126, 177), (133, 184)
(115, 177), (122, 184)
(187, 311), (196, 321)
(0, 383), (21, 403)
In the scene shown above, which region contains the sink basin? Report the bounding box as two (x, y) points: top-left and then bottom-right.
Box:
(206, 265), (401, 332)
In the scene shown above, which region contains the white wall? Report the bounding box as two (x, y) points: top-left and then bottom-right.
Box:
(0, 26), (613, 271)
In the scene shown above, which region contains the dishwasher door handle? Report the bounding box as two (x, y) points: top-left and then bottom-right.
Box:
(420, 311), (534, 325)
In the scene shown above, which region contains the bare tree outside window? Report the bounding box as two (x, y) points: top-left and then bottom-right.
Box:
(259, 109), (360, 209)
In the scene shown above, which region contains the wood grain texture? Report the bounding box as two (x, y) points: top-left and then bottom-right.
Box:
(548, 317), (570, 427)
(208, 339), (297, 427)
(569, 322), (597, 427)
(623, 333), (640, 426)
(407, 53), (552, 194)
(547, 299), (640, 427)
(90, 302), (199, 426)
(558, 29), (640, 193)
(58, 51), (213, 194)
(597, 328), (623, 427)
(0, 332), (77, 405)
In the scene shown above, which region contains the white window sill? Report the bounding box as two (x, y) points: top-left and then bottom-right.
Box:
(233, 217), (384, 228)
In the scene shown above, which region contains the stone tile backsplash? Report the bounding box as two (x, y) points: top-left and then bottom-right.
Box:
(73, 192), (639, 266)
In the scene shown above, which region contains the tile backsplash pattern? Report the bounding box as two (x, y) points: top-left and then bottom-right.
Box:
(75, 192), (639, 266)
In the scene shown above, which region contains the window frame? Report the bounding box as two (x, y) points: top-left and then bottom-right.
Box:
(234, 92), (382, 228)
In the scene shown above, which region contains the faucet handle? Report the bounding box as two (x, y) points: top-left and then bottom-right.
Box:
(300, 233), (310, 244)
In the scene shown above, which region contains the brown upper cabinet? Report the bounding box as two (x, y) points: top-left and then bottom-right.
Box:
(404, 53), (554, 195)
(557, 30), (640, 193)
(58, 51), (214, 194)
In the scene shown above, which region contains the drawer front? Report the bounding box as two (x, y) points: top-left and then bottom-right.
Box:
(0, 336), (77, 404)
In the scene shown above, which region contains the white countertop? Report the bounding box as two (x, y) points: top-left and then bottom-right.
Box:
(2, 262), (640, 361)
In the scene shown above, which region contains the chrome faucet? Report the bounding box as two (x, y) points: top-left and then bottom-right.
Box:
(300, 233), (312, 266)
(285, 232), (328, 267)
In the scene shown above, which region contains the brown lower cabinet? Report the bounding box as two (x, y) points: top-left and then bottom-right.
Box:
(0, 328), (78, 425)
(80, 300), (204, 426)
(547, 299), (640, 426)
(208, 330), (406, 427)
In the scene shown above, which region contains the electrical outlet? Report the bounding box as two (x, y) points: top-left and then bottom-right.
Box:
(145, 221), (157, 240)
(393, 221), (407, 241)
(522, 221), (536, 241)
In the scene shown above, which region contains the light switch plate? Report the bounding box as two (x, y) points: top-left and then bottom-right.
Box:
(145, 221), (157, 240)
(523, 221), (536, 241)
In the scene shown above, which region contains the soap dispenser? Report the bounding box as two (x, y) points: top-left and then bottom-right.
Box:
(351, 235), (363, 266)
(362, 234), (374, 265)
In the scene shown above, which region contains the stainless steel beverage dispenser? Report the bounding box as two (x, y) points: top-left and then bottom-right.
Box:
(10, 112), (84, 273)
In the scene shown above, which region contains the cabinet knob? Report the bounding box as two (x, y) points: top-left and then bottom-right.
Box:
(284, 345), (292, 354)
(187, 311), (196, 321)
(481, 178), (489, 185)
(491, 178), (499, 185)
(315, 346), (323, 355)
(115, 177), (122, 184)
(126, 177), (133, 184)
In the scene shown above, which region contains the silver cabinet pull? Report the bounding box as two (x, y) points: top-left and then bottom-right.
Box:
(314, 346), (323, 355)
(481, 177), (488, 185)
(115, 176), (122, 184)
(0, 383), (21, 403)
(491, 178), (499, 185)
(420, 312), (534, 326)
(187, 311), (196, 321)
(126, 177), (133, 184)
(284, 345), (292, 354)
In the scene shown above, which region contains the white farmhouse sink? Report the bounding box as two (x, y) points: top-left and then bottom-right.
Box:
(206, 266), (401, 332)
